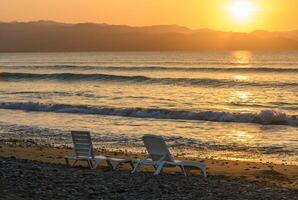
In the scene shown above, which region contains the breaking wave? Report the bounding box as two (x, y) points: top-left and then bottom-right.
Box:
(0, 102), (297, 127)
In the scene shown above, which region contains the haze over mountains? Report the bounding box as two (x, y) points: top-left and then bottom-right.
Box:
(1, 20), (298, 52)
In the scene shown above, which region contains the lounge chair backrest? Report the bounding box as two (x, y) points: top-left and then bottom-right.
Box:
(143, 134), (174, 162)
(71, 131), (94, 159)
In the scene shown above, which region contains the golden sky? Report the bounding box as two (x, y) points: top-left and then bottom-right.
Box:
(0, 0), (297, 32)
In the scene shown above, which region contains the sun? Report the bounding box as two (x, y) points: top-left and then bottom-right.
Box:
(227, 0), (258, 23)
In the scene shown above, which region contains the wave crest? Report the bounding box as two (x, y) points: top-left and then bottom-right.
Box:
(0, 72), (297, 88)
(1, 65), (298, 73)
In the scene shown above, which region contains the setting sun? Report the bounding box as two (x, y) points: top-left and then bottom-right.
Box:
(227, 0), (258, 23)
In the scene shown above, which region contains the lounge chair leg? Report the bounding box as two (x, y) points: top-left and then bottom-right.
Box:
(154, 165), (164, 174)
(65, 158), (70, 166)
(129, 161), (135, 170)
(92, 158), (105, 169)
(87, 160), (93, 169)
(114, 162), (123, 170)
(106, 160), (114, 169)
(154, 162), (165, 175)
(203, 171), (207, 178)
(201, 169), (207, 178)
(72, 160), (78, 167)
(132, 162), (142, 173)
(179, 165), (187, 176)
(196, 164), (207, 178)
(185, 168), (191, 175)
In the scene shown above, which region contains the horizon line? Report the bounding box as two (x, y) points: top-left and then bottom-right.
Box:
(1, 19), (298, 33)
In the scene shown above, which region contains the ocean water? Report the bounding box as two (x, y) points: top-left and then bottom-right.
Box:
(0, 51), (297, 164)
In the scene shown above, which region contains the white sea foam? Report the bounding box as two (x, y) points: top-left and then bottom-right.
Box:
(0, 122), (295, 155)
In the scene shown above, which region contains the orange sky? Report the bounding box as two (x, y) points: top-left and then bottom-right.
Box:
(0, 0), (297, 32)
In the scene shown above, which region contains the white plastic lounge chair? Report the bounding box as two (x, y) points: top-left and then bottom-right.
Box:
(65, 131), (134, 170)
(132, 134), (207, 177)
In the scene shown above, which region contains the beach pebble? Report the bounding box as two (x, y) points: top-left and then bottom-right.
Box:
(0, 157), (297, 200)
(31, 164), (42, 171)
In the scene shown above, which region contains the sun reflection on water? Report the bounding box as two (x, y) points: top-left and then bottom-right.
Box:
(225, 91), (253, 112)
(233, 91), (251, 101)
(234, 75), (248, 81)
(232, 51), (251, 84)
(231, 51), (253, 65)
(228, 91), (252, 104)
(233, 130), (254, 143)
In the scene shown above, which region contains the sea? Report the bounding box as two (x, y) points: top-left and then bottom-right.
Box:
(0, 51), (297, 164)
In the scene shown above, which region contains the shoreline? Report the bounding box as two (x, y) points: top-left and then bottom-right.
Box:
(0, 141), (297, 190)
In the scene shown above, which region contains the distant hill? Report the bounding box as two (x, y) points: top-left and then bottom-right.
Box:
(1, 21), (298, 52)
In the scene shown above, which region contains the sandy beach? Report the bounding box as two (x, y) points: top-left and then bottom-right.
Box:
(0, 140), (297, 199)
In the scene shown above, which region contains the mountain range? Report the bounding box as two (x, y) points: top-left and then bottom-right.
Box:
(1, 20), (298, 52)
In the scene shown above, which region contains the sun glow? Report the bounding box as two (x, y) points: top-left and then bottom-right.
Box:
(227, 0), (258, 23)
